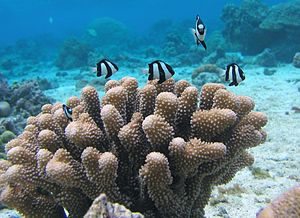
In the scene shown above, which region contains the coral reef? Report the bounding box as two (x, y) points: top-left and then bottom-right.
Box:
(221, 0), (300, 61)
(162, 32), (189, 57)
(0, 35), (58, 71)
(257, 184), (300, 218)
(0, 77), (267, 218)
(9, 80), (54, 116)
(221, 0), (269, 54)
(84, 17), (131, 51)
(55, 38), (92, 70)
(84, 193), (143, 218)
(0, 76), (53, 155)
(259, 1), (300, 30)
(191, 64), (224, 87)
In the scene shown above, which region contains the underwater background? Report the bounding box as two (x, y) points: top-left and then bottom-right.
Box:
(0, 0), (299, 217)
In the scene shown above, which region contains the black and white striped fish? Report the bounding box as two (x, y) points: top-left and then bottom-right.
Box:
(225, 63), (245, 86)
(147, 60), (175, 84)
(191, 15), (207, 50)
(96, 59), (118, 79)
(62, 104), (73, 121)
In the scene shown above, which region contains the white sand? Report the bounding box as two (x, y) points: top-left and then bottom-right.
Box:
(204, 64), (300, 218)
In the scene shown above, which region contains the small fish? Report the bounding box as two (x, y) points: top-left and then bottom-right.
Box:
(225, 63), (245, 86)
(62, 104), (73, 121)
(87, 28), (97, 37)
(191, 15), (207, 50)
(95, 59), (118, 79)
(147, 60), (175, 84)
(49, 16), (53, 24)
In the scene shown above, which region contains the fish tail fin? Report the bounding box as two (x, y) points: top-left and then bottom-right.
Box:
(200, 40), (207, 50)
(220, 69), (226, 78)
(190, 28), (196, 35)
(90, 67), (101, 77)
(89, 67), (97, 73)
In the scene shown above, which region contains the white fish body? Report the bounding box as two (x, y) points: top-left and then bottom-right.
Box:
(190, 28), (199, 44)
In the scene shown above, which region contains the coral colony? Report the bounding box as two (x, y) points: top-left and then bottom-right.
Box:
(0, 77), (268, 217)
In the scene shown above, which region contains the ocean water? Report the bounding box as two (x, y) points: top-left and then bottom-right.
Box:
(0, 0), (299, 217)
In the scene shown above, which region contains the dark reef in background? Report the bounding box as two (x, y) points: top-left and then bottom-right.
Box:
(0, 34), (59, 71)
(55, 38), (93, 70)
(221, 0), (300, 62)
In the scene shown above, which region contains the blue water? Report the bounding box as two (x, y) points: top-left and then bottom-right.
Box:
(0, 0), (287, 46)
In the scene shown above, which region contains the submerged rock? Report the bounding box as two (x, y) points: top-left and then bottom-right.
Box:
(0, 101), (11, 117)
(255, 49), (277, 67)
(293, 52), (300, 68)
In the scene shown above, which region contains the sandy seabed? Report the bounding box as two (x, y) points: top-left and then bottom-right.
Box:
(204, 64), (300, 218)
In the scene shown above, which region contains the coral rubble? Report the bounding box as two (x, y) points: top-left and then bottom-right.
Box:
(0, 77), (267, 218)
(84, 193), (144, 218)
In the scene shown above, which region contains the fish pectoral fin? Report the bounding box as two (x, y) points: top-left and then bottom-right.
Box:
(220, 69), (226, 78)
(190, 28), (196, 35)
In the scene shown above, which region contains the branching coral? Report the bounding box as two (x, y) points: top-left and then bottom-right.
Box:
(0, 77), (267, 218)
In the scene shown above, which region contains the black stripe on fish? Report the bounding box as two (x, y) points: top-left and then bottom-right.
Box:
(225, 65), (230, 81)
(157, 62), (166, 84)
(226, 63), (245, 86)
(147, 60), (175, 84)
(62, 104), (73, 122)
(230, 65), (238, 86)
(96, 61), (102, 77)
(96, 59), (118, 79)
(200, 40), (207, 50)
(148, 62), (154, 81)
(165, 62), (175, 76)
(110, 61), (119, 72)
(196, 15), (205, 34)
(238, 66), (245, 80)
(103, 60), (112, 79)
